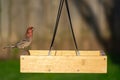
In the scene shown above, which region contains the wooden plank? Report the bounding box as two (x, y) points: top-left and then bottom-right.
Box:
(29, 50), (101, 56)
(1, 0), (10, 41)
(20, 55), (107, 73)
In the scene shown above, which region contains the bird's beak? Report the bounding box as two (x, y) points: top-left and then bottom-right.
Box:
(32, 28), (34, 31)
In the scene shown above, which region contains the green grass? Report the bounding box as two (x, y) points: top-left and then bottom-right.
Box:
(0, 56), (120, 80)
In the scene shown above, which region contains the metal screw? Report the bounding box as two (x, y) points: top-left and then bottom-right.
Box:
(77, 69), (80, 72)
(22, 57), (24, 60)
(104, 58), (106, 60)
(48, 69), (51, 72)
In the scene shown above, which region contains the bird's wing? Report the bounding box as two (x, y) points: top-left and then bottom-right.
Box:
(16, 38), (32, 49)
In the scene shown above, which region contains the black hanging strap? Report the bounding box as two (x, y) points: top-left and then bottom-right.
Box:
(48, 0), (64, 55)
(65, 0), (80, 55)
(48, 0), (80, 56)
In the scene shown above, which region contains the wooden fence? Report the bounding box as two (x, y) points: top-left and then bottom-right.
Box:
(0, 0), (110, 56)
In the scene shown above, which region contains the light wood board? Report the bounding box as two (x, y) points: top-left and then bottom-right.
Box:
(29, 50), (102, 56)
(20, 50), (107, 73)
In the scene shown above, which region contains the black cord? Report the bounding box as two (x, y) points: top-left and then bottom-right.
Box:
(48, 0), (65, 55)
(48, 0), (80, 56)
(65, 0), (80, 55)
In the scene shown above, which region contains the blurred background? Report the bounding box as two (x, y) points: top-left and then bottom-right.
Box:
(0, 0), (107, 58)
(0, 0), (120, 80)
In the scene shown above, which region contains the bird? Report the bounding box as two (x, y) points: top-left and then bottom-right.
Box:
(3, 27), (34, 52)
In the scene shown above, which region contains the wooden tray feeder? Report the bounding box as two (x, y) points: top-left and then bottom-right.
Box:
(20, 50), (107, 73)
(20, 0), (107, 73)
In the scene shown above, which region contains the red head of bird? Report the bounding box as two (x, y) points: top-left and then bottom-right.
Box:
(26, 26), (34, 38)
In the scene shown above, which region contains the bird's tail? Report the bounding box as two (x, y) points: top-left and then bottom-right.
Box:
(3, 45), (15, 49)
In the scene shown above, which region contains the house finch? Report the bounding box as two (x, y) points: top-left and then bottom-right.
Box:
(4, 26), (34, 50)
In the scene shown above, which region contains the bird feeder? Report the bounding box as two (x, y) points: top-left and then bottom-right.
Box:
(20, 0), (107, 73)
(20, 50), (107, 73)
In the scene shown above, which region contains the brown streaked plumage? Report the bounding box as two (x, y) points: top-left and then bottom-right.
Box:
(4, 26), (34, 49)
